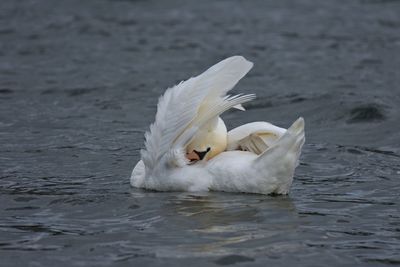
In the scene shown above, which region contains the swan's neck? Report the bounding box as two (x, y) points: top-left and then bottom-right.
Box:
(205, 117), (220, 130)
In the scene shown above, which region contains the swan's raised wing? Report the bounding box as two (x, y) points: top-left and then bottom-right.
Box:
(141, 56), (255, 171)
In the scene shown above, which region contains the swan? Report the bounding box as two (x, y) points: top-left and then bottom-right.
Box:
(131, 56), (305, 194)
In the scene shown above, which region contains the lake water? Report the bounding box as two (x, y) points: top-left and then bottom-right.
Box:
(1, 0), (399, 266)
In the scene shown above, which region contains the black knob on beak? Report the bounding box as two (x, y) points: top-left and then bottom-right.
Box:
(193, 147), (211, 160)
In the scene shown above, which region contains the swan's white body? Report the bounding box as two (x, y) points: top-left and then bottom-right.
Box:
(131, 56), (305, 195)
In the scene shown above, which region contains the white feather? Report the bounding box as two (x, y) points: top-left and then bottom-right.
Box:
(227, 122), (286, 153)
(233, 104), (246, 111)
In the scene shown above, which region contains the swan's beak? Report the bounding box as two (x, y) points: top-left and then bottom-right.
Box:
(186, 147), (211, 162)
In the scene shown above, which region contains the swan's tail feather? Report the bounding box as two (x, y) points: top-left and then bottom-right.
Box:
(254, 117), (305, 194)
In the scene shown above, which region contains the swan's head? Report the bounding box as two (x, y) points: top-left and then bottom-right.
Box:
(186, 117), (227, 162)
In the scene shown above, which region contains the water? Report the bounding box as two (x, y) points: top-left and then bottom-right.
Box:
(1, 0), (400, 266)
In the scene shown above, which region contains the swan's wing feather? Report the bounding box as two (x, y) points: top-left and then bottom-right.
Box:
(233, 104), (245, 111)
(142, 78), (206, 169)
(256, 117), (305, 162)
(200, 56), (253, 102)
(237, 133), (269, 154)
(173, 94), (255, 149)
(227, 122), (286, 152)
(141, 56), (254, 170)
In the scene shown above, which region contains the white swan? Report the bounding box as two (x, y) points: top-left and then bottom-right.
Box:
(131, 56), (305, 195)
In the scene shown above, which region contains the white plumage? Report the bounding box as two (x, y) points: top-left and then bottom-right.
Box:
(131, 56), (305, 195)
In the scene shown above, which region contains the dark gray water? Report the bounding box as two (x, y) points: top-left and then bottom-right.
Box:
(1, 0), (400, 266)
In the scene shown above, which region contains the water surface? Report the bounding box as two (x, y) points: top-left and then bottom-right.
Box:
(1, 0), (400, 266)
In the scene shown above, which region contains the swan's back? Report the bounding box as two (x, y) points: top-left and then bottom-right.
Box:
(206, 118), (305, 194)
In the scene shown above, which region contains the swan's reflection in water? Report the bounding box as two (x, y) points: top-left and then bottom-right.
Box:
(148, 192), (302, 258)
